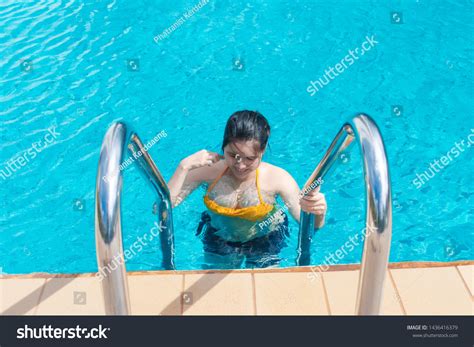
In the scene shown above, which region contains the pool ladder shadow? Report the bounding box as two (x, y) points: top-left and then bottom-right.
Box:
(94, 114), (392, 315)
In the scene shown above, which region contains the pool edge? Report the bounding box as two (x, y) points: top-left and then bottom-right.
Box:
(2, 260), (473, 279)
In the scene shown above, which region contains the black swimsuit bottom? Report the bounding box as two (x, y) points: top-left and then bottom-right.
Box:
(196, 211), (290, 268)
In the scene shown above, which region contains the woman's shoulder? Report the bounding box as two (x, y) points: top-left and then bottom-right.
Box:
(259, 161), (291, 176)
(259, 162), (294, 189)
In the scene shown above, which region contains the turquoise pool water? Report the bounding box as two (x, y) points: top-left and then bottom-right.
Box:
(1, 0), (473, 274)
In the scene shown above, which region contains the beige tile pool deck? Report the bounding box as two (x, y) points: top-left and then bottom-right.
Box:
(1, 261), (472, 315)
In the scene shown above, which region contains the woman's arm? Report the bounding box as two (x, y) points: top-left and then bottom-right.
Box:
(168, 150), (222, 207)
(273, 167), (326, 228)
(167, 164), (198, 207)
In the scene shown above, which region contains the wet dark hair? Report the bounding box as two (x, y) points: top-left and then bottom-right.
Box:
(221, 110), (270, 152)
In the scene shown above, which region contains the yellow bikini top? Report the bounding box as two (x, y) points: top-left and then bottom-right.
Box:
(204, 167), (274, 222)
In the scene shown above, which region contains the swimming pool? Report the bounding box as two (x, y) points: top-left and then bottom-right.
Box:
(1, 0), (473, 274)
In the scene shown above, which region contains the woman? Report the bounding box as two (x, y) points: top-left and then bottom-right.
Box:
(168, 110), (327, 268)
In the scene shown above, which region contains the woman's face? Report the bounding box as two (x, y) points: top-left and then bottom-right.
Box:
(223, 140), (263, 180)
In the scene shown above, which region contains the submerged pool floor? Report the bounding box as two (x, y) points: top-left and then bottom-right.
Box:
(1, 1), (473, 274)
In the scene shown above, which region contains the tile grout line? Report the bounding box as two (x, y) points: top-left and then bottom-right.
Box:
(33, 278), (49, 315)
(454, 266), (473, 299)
(320, 273), (332, 315)
(388, 269), (407, 315)
(180, 274), (185, 316)
(251, 273), (257, 315)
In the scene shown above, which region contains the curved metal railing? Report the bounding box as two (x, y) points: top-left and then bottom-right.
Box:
(297, 114), (392, 315)
(95, 122), (175, 315)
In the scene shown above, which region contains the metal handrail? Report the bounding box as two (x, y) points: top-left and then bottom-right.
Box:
(95, 122), (175, 315)
(128, 134), (175, 270)
(297, 114), (392, 315)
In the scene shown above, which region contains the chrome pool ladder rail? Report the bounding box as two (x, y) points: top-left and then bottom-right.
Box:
(297, 114), (392, 315)
(128, 133), (175, 270)
(95, 122), (175, 315)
